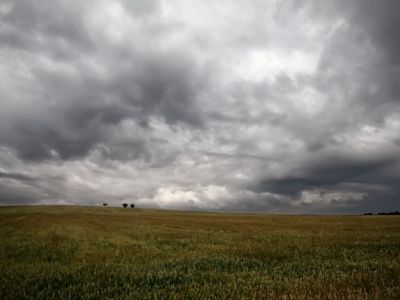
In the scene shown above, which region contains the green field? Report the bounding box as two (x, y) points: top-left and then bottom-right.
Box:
(0, 206), (399, 299)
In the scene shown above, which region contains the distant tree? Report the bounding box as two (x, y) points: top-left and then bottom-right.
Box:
(130, 204), (135, 208)
(363, 211), (400, 216)
(122, 203), (128, 208)
(102, 203), (108, 207)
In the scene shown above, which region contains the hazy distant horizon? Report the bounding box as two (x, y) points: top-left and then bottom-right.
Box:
(0, 0), (399, 213)
(2, 203), (390, 216)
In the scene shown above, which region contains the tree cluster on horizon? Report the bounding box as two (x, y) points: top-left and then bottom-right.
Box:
(363, 211), (400, 215)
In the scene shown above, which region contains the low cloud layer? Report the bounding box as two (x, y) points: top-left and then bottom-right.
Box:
(1, 0), (399, 213)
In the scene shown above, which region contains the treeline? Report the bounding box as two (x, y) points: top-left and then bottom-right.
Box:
(363, 211), (400, 215)
(102, 203), (135, 208)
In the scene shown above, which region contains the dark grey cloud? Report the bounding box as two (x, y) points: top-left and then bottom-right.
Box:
(0, 185), (41, 205)
(0, 171), (35, 181)
(341, 0), (400, 64)
(0, 0), (399, 213)
(255, 154), (398, 197)
(0, 0), (208, 161)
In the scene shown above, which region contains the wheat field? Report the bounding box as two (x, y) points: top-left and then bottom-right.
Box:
(1, 206), (399, 299)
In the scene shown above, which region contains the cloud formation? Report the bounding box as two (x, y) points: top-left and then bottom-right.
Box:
(0, 0), (399, 213)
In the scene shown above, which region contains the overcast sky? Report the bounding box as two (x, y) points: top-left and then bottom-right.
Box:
(0, 0), (399, 213)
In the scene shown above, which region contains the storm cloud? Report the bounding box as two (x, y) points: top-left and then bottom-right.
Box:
(0, 0), (399, 213)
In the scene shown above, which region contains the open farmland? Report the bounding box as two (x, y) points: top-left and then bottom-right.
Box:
(0, 206), (399, 299)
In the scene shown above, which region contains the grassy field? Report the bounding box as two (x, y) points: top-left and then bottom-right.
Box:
(0, 206), (399, 299)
